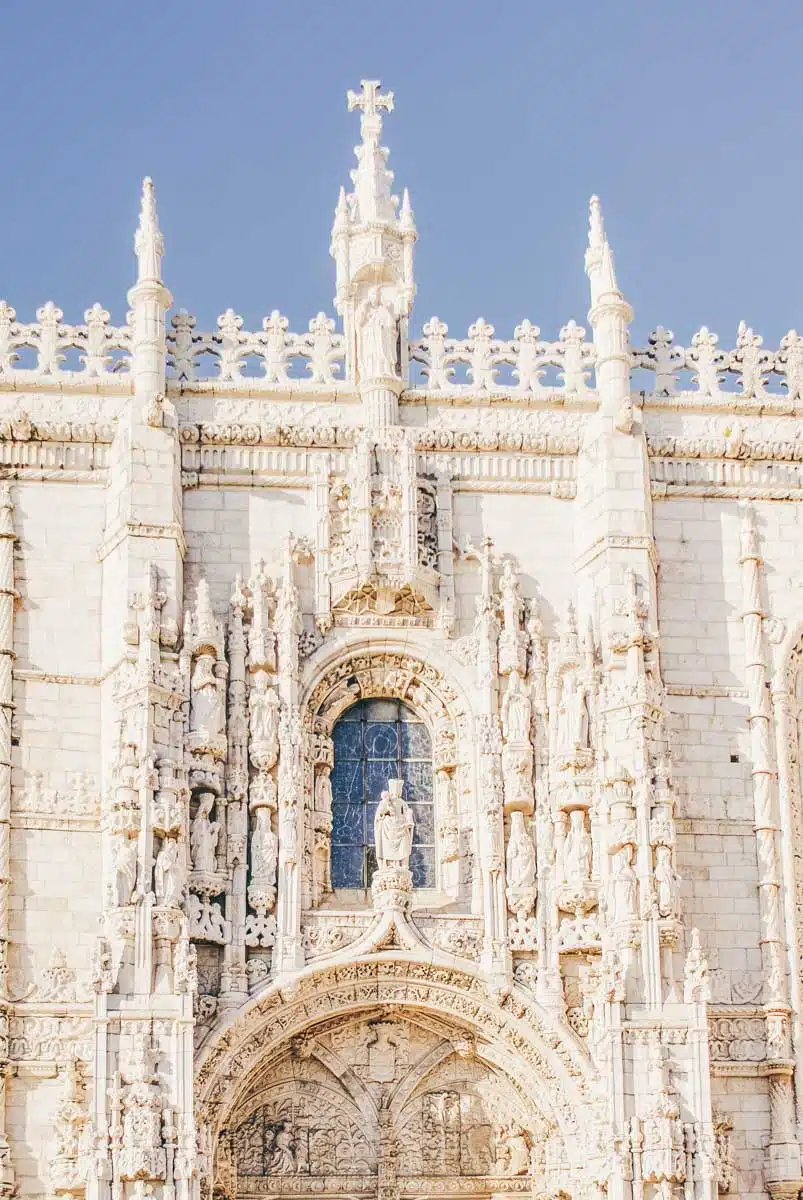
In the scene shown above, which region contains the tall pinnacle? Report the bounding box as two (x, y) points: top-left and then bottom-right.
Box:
(134, 176), (165, 284)
(345, 79), (398, 225)
(585, 194), (621, 309)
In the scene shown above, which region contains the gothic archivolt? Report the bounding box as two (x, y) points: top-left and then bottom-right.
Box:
(198, 960), (595, 1200)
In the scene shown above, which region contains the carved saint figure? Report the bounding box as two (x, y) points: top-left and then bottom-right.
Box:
(506, 811), (536, 893)
(154, 838), (183, 907)
(190, 653), (225, 740)
(654, 844), (680, 918)
(267, 1120), (297, 1175)
(112, 835), (138, 906)
(609, 845), (638, 923)
(500, 560), (523, 633)
(190, 794), (220, 874)
(501, 671), (531, 745)
(248, 674), (279, 770)
(374, 779), (414, 870)
(557, 673), (589, 753)
(564, 809), (592, 882)
(314, 768), (333, 817)
(493, 1124), (530, 1177)
(356, 286), (398, 380)
(251, 808), (278, 891)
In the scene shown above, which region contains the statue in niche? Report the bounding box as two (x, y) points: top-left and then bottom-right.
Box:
(654, 845), (680, 918)
(609, 845), (638, 923)
(314, 767), (333, 817)
(356, 286), (398, 380)
(111, 835), (138, 906)
(501, 671), (531, 744)
(154, 838), (183, 907)
(557, 673), (589, 754)
(374, 779), (414, 870)
(190, 794), (220, 874)
(493, 1124), (530, 1177)
(436, 768), (457, 817)
(190, 653), (225, 740)
(500, 560), (523, 633)
(251, 809), (278, 891)
(506, 812), (536, 893)
(248, 675), (279, 770)
(267, 1121), (296, 1175)
(564, 810), (592, 882)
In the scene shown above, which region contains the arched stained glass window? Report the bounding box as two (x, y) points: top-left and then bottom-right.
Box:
(330, 698), (434, 890)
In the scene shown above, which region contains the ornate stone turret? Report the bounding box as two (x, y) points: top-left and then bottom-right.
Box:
(585, 195), (633, 434)
(331, 79), (416, 425)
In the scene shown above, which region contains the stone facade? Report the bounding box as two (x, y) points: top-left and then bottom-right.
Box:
(0, 78), (801, 1200)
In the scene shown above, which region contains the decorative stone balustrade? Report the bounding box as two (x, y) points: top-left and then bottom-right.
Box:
(631, 322), (803, 404)
(166, 309), (346, 385)
(0, 301), (131, 379)
(0, 300), (800, 413)
(408, 317), (595, 397)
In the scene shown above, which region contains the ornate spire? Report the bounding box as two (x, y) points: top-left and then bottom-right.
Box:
(134, 176), (164, 284)
(345, 79), (398, 225)
(585, 194), (620, 308)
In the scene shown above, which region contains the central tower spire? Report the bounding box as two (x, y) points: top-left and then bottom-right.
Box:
(346, 79), (397, 225)
(331, 79), (417, 425)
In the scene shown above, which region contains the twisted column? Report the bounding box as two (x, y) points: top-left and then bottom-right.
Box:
(739, 506), (801, 1186)
(0, 484), (15, 1193)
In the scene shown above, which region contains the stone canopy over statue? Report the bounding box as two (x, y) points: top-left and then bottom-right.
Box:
(374, 778), (414, 870)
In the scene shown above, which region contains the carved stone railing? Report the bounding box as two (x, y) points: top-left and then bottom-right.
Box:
(1, 301), (800, 413)
(407, 317), (595, 398)
(167, 309), (347, 386)
(632, 323), (803, 406)
(0, 302), (132, 383)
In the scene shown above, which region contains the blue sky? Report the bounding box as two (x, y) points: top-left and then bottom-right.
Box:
(4, 1), (803, 347)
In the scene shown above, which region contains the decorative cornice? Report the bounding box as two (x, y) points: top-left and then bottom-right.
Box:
(97, 519), (187, 563)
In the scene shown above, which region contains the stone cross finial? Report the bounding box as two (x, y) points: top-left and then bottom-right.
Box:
(347, 80), (394, 137)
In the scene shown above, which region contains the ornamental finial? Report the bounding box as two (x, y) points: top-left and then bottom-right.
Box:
(346, 80), (394, 136)
(345, 79), (398, 225)
(585, 193), (621, 305)
(134, 176), (165, 284)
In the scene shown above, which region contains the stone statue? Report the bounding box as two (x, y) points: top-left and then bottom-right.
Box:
(501, 671), (531, 744)
(609, 845), (638, 923)
(356, 287), (398, 380)
(190, 653), (225, 740)
(493, 1123), (530, 1177)
(374, 779), (414, 870)
(557, 673), (589, 754)
(267, 1120), (297, 1175)
(112, 835), (138, 906)
(249, 675), (280, 770)
(564, 810), (592, 882)
(314, 768), (333, 817)
(506, 812), (536, 893)
(654, 845), (680, 918)
(499, 560), (523, 633)
(190, 794), (220, 874)
(154, 838), (183, 907)
(251, 808), (278, 891)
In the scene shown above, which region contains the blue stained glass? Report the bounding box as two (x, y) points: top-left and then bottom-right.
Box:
(362, 698), (401, 721)
(365, 758), (395, 803)
(330, 758), (363, 805)
(330, 697), (435, 892)
(364, 722), (399, 759)
(332, 719), (363, 759)
(400, 721), (431, 760)
(409, 845), (435, 888)
(331, 844), (365, 889)
(331, 804), (364, 845)
(408, 802), (435, 845)
(402, 760), (433, 803)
